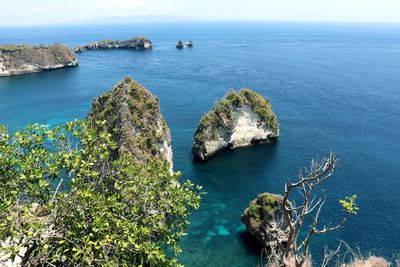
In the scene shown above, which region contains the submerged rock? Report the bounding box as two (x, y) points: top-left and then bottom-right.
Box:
(241, 193), (291, 247)
(87, 77), (173, 172)
(0, 44), (78, 77)
(75, 36), (152, 53)
(192, 89), (279, 161)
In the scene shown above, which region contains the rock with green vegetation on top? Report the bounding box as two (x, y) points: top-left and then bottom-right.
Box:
(87, 77), (173, 172)
(75, 36), (152, 53)
(241, 193), (291, 247)
(0, 44), (78, 77)
(192, 89), (279, 161)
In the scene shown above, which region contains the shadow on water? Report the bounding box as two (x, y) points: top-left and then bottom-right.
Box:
(189, 140), (281, 196)
(238, 231), (264, 257)
(191, 140), (280, 174)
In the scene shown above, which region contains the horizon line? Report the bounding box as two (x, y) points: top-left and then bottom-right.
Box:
(2, 18), (400, 28)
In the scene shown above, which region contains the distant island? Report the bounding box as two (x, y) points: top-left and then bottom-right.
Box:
(0, 37), (153, 77)
(0, 44), (78, 77)
(75, 37), (152, 53)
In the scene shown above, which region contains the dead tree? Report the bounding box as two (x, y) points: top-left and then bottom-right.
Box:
(267, 152), (357, 267)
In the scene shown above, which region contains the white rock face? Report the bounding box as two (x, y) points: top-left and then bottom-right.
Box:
(0, 60), (79, 77)
(202, 138), (226, 160)
(0, 63), (38, 77)
(230, 105), (274, 147)
(0, 58), (11, 76)
(156, 118), (174, 173)
(194, 103), (279, 161)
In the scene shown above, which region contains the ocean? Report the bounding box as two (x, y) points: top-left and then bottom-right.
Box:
(1, 22), (400, 266)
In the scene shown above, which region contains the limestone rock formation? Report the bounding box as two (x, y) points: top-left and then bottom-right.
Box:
(192, 89), (279, 161)
(0, 44), (78, 77)
(241, 193), (291, 247)
(87, 77), (173, 172)
(75, 37), (152, 53)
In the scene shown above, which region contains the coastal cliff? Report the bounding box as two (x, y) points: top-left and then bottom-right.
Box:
(0, 44), (78, 77)
(87, 77), (173, 172)
(192, 89), (279, 161)
(75, 37), (152, 53)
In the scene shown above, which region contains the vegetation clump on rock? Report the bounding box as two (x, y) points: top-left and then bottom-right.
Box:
(87, 77), (173, 171)
(192, 89), (279, 161)
(0, 44), (78, 77)
(242, 193), (291, 248)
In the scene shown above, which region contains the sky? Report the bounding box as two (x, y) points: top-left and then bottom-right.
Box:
(1, 0), (400, 26)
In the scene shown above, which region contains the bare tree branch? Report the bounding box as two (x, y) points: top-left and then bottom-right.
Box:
(266, 152), (351, 267)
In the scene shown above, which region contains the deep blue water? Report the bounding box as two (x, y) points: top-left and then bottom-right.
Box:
(1, 22), (400, 266)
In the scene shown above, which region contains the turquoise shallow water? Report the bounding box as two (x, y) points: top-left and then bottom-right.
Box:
(1, 22), (400, 266)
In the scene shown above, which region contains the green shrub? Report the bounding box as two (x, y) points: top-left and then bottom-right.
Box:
(0, 120), (201, 266)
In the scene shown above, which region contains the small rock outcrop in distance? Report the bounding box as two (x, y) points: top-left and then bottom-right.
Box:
(241, 193), (291, 247)
(192, 89), (279, 161)
(176, 41), (184, 49)
(0, 44), (78, 77)
(75, 36), (152, 53)
(176, 40), (193, 49)
(87, 77), (173, 172)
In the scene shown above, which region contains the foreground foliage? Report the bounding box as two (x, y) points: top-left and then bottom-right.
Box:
(0, 120), (201, 266)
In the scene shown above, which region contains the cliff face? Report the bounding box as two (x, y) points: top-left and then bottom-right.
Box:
(0, 44), (78, 77)
(87, 77), (173, 172)
(192, 89), (279, 161)
(75, 37), (152, 53)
